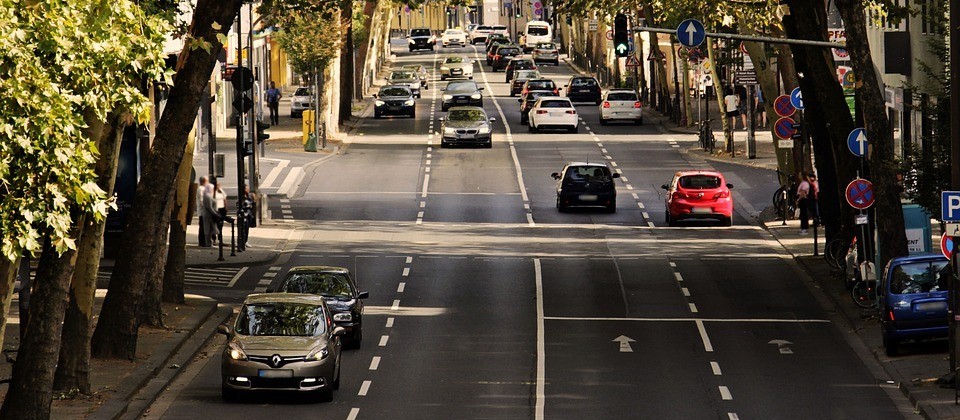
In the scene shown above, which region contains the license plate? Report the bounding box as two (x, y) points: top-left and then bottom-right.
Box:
(456, 100), (468, 104)
(579, 194), (598, 202)
(259, 369), (293, 378)
(452, 69), (462, 74)
(579, 89), (590, 92)
(388, 106), (401, 111)
(691, 207), (712, 214)
(916, 302), (946, 312)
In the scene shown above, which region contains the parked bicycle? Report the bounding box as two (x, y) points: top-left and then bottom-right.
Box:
(824, 234), (857, 271)
(698, 119), (716, 152)
(772, 169), (798, 220)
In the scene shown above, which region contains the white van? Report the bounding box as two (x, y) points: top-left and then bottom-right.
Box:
(523, 21), (552, 51)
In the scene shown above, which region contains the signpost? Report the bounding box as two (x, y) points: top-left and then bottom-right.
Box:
(676, 19), (706, 48)
(847, 127), (868, 157)
(943, 191), (960, 222)
(588, 19), (598, 32)
(734, 70), (757, 85)
(774, 94), (796, 118)
(774, 117), (798, 139)
(845, 178), (876, 210)
(790, 87), (804, 110)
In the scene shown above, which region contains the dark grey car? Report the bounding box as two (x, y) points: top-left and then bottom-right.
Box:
(441, 81), (483, 111)
(373, 85), (416, 119)
(440, 107), (496, 148)
(271, 266), (369, 348)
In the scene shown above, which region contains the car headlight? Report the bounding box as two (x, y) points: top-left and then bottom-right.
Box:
(306, 346), (329, 361)
(404, 99), (414, 106)
(443, 127), (457, 134)
(408, 39), (415, 44)
(470, 93), (482, 99)
(333, 313), (353, 322)
(442, 94), (453, 101)
(478, 126), (491, 134)
(227, 342), (247, 361)
(440, 66), (450, 71)
(375, 100), (385, 106)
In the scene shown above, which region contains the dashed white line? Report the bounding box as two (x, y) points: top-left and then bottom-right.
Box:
(405, 257), (413, 264)
(379, 335), (389, 346)
(385, 318), (394, 328)
(695, 319), (714, 352)
(421, 174), (430, 198)
(258, 279), (271, 286)
(727, 413), (739, 420)
(719, 386), (733, 400)
(397, 282), (406, 293)
(417, 211), (425, 218)
(534, 258), (545, 420)
(689, 303), (699, 313)
(347, 408), (360, 420)
(669, 262), (677, 268)
(391, 299), (400, 310)
(711, 361), (722, 375)
(641, 212), (650, 219)
(263, 271), (276, 278)
(420, 201), (426, 208)
(632, 193), (639, 200)
(681, 287), (690, 297)
(402, 267), (411, 277)
(358, 380), (371, 396)
(674, 272), (684, 282)
(637, 202), (645, 209)
(370, 356), (381, 371)
(647, 221), (656, 227)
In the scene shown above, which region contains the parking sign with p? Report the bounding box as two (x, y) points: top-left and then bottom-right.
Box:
(943, 191), (960, 222)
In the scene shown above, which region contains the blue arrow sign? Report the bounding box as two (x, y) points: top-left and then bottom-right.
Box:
(943, 191), (960, 222)
(847, 128), (868, 157)
(790, 87), (804, 110)
(676, 19), (706, 48)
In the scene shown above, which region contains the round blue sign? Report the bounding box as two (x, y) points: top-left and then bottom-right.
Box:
(676, 19), (706, 48)
(847, 127), (868, 157)
(790, 87), (804, 110)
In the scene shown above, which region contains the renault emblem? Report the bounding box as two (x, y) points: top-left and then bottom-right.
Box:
(271, 354), (282, 367)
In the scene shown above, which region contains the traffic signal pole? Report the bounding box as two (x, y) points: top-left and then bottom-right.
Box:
(949, 0), (960, 375)
(235, 7), (246, 205)
(247, 4), (258, 217)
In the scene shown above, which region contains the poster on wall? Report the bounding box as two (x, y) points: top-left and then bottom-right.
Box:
(828, 28), (848, 62)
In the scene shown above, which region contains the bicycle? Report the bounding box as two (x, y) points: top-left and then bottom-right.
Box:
(824, 235), (857, 271)
(851, 278), (878, 308)
(698, 119), (716, 152)
(772, 169), (797, 220)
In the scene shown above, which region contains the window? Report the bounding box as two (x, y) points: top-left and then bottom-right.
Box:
(235, 303), (326, 337)
(410, 29), (431, 37)
(390, 72), (414, 80)
(527, 80), (555, 90)
(279, 272), (354, 298)
(607, 92), (638, 101)
(447, 109), (486, 121)
(890, 261), (950, 294)
(537, 43), (556, 49)
(570, 78), (598, 87)
(380, 87), (411, 97)
(679, 175), (721, 189)
(566, 166), (610, 181)
(445, 57), (464, 63)
(540, 100), (571, 108)
(294, 88), (311, 96)
(527, 26), (549, 36)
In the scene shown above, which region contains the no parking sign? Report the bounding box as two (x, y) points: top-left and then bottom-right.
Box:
(774, 95), (795, 117)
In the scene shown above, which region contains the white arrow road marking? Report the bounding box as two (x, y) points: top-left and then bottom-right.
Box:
(613, 335), (636, 352)
(768, 339), (794, 354)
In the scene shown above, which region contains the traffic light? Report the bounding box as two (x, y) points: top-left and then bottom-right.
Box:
(515, 6), (522, 18)
(614, 13), (629, 58)
(256, 122), (270, 143)
(242, 139), (253, 157)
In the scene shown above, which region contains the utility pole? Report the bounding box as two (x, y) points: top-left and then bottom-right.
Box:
(949, 0), (960, 374)
(247, 4), (258, 213)
(234, 7), (246, 207)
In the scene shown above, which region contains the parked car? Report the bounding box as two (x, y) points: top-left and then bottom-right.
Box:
(661, 170), (734, 226)
(879, 254), (951, 356)
(528, 97), (578, 133)
(373, 86), (416, 119)
(518, 90), (556, 125)
(599, 89), (643, 125)
(218, 293), (344, 402)
(441, 80), (483, 111)
(290, 87), (314, 118)
(532, 42), (560, 65)
(551, 163), (619, 212)
(510, 69), (541, 96)
(388, 70), (421, 98)
(504, 58), (537, 82)
(440, 106), (496, 148)
(401, 64), (429, 88)
(469, 25), (493, 44)
(407, 27), (435, 52)
(520, 78), (559, 97)
(491, 45), (522, 71)
(441, 29), (467, 47)
(565, 76), (602, 104)
(439, 56), (474, 80)
(271, 266), (369, 348)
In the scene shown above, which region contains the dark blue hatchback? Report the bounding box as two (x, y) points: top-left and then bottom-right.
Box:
(879, 254), (950, 356)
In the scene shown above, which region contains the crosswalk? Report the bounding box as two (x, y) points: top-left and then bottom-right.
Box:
(91, 266), (247, 288)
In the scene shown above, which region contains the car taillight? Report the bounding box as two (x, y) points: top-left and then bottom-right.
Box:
(886, 307), (895, 321)
(602, 101), (611, 108)
(552, 88), (558, 94)
(565, 110), (576, 114)
(634, 101), (642, 108)
(536, 110), (548, 114)
(714, 191), (730, 199)
(494, 54), (500, 60)
(522, 88), (528, 95)
(672, 192), (686, 200)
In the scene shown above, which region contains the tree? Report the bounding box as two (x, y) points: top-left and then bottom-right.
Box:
(91, 0), (242, 360)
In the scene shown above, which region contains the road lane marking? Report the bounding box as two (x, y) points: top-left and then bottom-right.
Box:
(696, 319), (714, 352)
(379, 335), (389, 346)
(636, 201), (644, 208)
(258, 279), (271, 286)
(385, 317), (394, 328)
(689, 303), (699, 313)
(543, 316), (831, 323)
(727, 413), (739, 420)
(227, 267), (249, 288)
(674, 272), (683, 282)
(391, 299), (400, 310)
(711, 361), (722, 375)
(260, 159), (290, 189)
(370, 356), (381, 371)
(397, 282), (406, 293)
(719, 386), (732, 400)
(359, 380), (371, 396)
(535, 258), (545, 420)
(669, 262), (676, 268)
(641, 212), (650, 219)
(347, 408), (359, 420)
(405, 257), (413, 264)
(681, 287), (690, 297)
(402, 267), (410, 277)
(422, 174), (430, 197)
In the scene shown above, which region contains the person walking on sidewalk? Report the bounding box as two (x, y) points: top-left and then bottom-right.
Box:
(212, 178), (228, 243)
(736, 86), (748, 130)
(196, 176), (209, 247)
(796, 173), (818, 234)
(201, 179), (219, 247)
(266, 81), (281, 126)
(755, 88), (768, 128)
(724, 88), (741, 130)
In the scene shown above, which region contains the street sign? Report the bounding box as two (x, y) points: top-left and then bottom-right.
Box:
(790, 87), (804, 110)
(855, 214), (869, 225)
(847, 127), (868, 157)
(942, 234), (955, 260)
(774, 117), (798, 139)
(943, 191), (960, 222)
(774, 95), (796, 117)
(947, 223), (960, 236)
(588, 19), (598, 31)
(625, 56), (641, 68)
(845, 178), (875, 210)
(606, 30), (613, 41)
(777, 139), (794, 149)
(701, 59), (713, 72)
(676, 19), (706, 48)
(734, 70), (757, 85)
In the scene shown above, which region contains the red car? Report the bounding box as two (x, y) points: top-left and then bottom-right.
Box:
(662, 170), (734, 226)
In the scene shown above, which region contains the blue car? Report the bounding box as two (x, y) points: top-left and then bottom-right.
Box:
(879, 254), (950, 356)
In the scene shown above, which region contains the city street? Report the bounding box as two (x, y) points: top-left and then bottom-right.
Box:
(146, 41), (914, 419)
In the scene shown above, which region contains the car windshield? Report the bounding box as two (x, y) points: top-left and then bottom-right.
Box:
(410, 29), (431, 37)
(608, 92), (638, 101)
(499, 48), (519, 55)
(537, 43), (556, 49)
(524, 91), (552, 102)
(889, 260), (950, 294)
(571, 78), (598, 87)
(516, 70), (539, 79)
(679, 175), (721, 189)
(444, 57), (464, 64)
(528, 26), (549, 36)
(539, 100), (571, 108)
(565, 166), (610, 181)
(446, 82), (477, 92)
(390, 72), (414, 80)
(492, 25), (507, 31)
(448, 109), (486, 121)
(380, 87), (410, 97)
(279, 272), (354, 298)
(294, 88), (311, 97)
(527, 80), (555, 90)
(235, 303), (326, 337)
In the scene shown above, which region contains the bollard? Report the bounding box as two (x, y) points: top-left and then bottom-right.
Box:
(217, 224), (224, 261)
(813, 218), (820, 256)
(230, 220), (236, 257)
(781, 189), (788, 226)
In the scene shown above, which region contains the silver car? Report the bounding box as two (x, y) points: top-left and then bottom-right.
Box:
(219, 293), (345, 402)
(532, 42), (560, 66)
(290, 87), (314, 118)
(440, 56), (474, 81)
(401, 64), (429, 88)
(440, 106), (495, 148)
(388, 71), (421, 98)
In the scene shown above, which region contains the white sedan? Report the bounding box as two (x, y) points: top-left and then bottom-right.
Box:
(441, 29), (467, 47)
(599, 89), (643, 125)
(440, 56), (474, 80)
(528, 97), (578, 133)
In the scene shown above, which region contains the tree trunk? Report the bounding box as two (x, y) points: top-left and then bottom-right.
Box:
(54, 111), (125, 393)
(340, 4), (355, 124)
(0, 230), (81, 420)
(707, 38), (730, 152)
(162, 132), (196, 304)
(139, 189), (174, 328)
(0, 257), (20, 354)
(681, 54), (692, 127)
(835, 0), (908, 267)
(355, 0), (376, 99)
(783, 0), (858, 242)
(91, 0), (241, 360)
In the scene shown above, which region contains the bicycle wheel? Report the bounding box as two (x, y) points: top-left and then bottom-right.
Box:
(772, 188), (785, 211)
(851, 281), (878, 308)
(824, 239), (844, 269)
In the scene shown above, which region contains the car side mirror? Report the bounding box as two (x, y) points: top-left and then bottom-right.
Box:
(489, 117), (497, 122)
(439, 116), (445, 121)
(661, 184), (669, 190)
(551, 172), (560, 180)
(217, 325), (231, 336)
(479, 87), (485, 91)
(332, 326), (346, 336)
(358, 291), (370, 299)
(612, 173), (621, 178)
(727, 183), (734, 189)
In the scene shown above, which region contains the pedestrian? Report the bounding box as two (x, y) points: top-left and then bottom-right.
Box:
(201, 179), (219, 247)
(723, 88), (741, 130)
(796, 173), (812, 234)
(755, 88), (768, 128)
(212, 178), (228, 243)
(265, 81), (281, 125)
(196, 176), (209, 247)
(736, 86), (748, 130)
(242, 185), (258, 228)
(807, 172), (820, 226)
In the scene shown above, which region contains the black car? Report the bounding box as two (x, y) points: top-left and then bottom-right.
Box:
(440, 106), (495, 148)
(441, 81), (483, 111)
(518, 90), (555, 125)
(373, 85), (416, 119)
(504, 58), (537, 82)
(521, 78), (559, 97)
(552, 163), (620, 213)
(485, 33), (509, 50)
(565, 76), (602, 104)
(408, 28), (435, 51)
(491, 46), (521, 71)
(271, 266), (369, 348)
(486, 42), (511, 66)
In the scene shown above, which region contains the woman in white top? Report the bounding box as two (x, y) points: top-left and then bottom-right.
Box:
(212, 178), (228, 243)
(723, 89), (740, 130)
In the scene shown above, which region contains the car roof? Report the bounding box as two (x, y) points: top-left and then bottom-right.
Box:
(243, 293), (326, 305)
(606, 89), (636, 93)
(381, 85), (412, 91)
(566, 162), (609, 168)
(675, 170), (723, 178)
(526, 78), (556, 83)
(287, 265), (350, 274)
(888, 254), (949, 264)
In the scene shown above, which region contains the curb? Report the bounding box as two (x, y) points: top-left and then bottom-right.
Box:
(88, 295), (219, 420)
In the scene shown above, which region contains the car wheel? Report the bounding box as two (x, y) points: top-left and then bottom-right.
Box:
(557, 198), (566, 212)
(221, 382), (241, 403)
(317, 387), (334, 403)
(347, 326), (362, 349)
(520, 116), (527, 125)
(606, 201), (616, 213)
(668, 212), (678, 227)
(599, 119), (608, 126)
(441, 140), (448, 148)
(569, 125), (578, 133)
(409, 47), (414, 52)
(883, 334), (899, 357)
(468, 76), (473, 80)
(554, 60), (560, 66)
(374, 111), (381, 119)
(440, 75), (446, 81)
(409, 111), (416, 119)
(485, 142), (492, 148)
(635, 118), (643, 126)
(510, 92), (515, 97)
(664, 210), (671, 225)
(722, 216), (733, 227)
(595, 99), (602, 106)
(441, 105), (448, 112)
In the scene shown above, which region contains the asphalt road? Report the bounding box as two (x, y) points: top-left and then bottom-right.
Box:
(148, 40), (916, 419)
